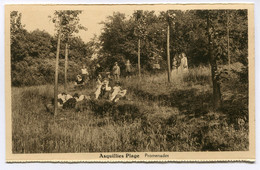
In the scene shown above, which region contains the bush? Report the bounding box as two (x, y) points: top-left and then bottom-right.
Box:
(11, 58), (82, 86)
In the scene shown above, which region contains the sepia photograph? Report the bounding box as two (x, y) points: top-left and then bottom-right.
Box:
(5, 4), (255, 162)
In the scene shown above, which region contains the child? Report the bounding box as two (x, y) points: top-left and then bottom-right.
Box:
(112, 62), (120, 81)
(110, 81), (127, 102)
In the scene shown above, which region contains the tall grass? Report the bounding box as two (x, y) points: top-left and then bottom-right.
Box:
(12, 66), (249, 153)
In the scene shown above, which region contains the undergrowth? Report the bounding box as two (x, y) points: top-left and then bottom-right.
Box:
(12, 66), (249, 153)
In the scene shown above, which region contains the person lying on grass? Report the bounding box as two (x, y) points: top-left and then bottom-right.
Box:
(110, 81), (127, 102)
(58, 92), (73, 105)
(73, 93), (91, 102)
(46, 92), (90, 111)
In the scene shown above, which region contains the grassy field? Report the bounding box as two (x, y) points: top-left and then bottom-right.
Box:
(11, 65), (249, 153)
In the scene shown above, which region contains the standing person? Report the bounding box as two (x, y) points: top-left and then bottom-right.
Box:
(171, 56), (178, 77)
(153, 60), (161, 74)
(177, 54), (183, 75)
(112, 62), (120, 81)
(125, 59), (132, 78)
(181, 52), (188, 73)
(81, 64), (89, 83)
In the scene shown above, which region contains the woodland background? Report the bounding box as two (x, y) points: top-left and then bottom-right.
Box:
(10, 9), (249, 152)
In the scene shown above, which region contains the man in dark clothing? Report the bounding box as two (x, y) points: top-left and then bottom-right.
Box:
(95, 64), (103, 78)
(63, 98), (77, 109)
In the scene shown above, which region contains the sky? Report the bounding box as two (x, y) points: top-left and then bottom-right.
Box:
(18, 4), (187, 43)
(20, 8), (135, 43)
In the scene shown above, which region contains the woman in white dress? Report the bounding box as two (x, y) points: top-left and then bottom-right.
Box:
(180, 52), (188, 74)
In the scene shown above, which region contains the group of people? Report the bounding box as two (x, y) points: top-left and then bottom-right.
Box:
(53, 78), (127, 112)
(74, 60), (132, 88)
(50, 54), (188, 112)
(94, 75), (127, 102)
(171, 52), (188, 76)
(57, 92), (90, 109)
(57, 60), (129, 110)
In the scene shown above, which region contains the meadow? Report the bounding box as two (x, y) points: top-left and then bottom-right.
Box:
(11, 65), (249, 153)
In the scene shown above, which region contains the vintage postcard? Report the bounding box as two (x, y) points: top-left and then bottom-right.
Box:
(5, 4), (255, 162)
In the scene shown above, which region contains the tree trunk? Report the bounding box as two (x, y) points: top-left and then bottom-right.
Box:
(207, 12), (222, 110)
(64, 42), (68, 93)
(54, 30), (61, 115)
(138, 38), (141, 78)
(227, 10), (230, 72)
(167, 23), (171, 82)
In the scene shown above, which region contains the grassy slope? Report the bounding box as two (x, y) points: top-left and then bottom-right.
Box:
(12, 66), (249, 153)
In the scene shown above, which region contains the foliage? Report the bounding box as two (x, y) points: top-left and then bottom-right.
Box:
(11, 10), (248, 87)
(98, 10), (248, 71)
(10, 11), (93, 86)
(50, 10), (87, 42)
(11, 58), (80, 86)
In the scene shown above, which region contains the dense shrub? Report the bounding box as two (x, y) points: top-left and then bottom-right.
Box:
(11, 58), (81, 86)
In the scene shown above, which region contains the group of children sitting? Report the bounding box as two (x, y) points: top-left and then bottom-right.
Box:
(55, 74), (127, 111)
(94, 74), (127, 102)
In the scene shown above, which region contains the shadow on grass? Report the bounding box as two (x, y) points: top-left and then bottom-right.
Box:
(129, 87), (211, 118)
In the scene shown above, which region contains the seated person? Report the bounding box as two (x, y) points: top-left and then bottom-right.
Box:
(95, 74), (103, 99)
(110, 81), (127, 102)
(81, 65), (89, 83)
(74, 75), (84, 87)
(99, 78), (112, 99)
(106, 72), (112, 81)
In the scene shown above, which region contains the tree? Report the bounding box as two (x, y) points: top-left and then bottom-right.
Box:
(10, 11), (24, 43)
(51, 10), (87, 92)
(226, 10), (230, 72)
(206, 11), (222, 110)
(51, 13), (62, 115)
(134, 10), (145, 78)
(165, 11), (176, 82)
(10, 11), (28, 62)
(99, 12), (137, 71)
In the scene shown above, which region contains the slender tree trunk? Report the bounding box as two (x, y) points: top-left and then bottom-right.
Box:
(207, 12), (222, 110)
(138, 38), (141, 78)
(167, 23), (171, 82)
(64, 42), (68, 92)
(227, 10), (230, 72)
(54, 30), (61, 115)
